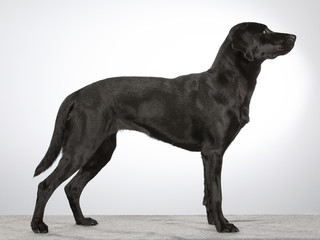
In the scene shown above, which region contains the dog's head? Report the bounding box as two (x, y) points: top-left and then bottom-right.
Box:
(229, 22), (296, 63)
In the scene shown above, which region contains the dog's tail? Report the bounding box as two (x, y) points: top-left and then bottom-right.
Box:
(33, 94), (75, 177)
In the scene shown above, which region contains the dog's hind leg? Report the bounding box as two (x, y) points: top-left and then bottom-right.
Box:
(31, 155), (84, 233)
(31, 109), (109, 233)
(64, 134), (117, 226)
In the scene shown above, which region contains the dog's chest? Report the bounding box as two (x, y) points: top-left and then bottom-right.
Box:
(201, 96), (251, 144)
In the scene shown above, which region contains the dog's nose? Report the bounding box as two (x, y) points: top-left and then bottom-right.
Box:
(288, 34), (296, 42)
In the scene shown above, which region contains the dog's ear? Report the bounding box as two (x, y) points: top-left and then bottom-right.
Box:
(231, 32), (254, 62)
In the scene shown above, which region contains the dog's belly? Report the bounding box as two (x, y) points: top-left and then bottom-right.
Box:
(116, 118), (203, 152)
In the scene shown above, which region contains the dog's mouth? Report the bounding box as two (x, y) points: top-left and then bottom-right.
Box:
(280, 34), (296, 54)
(267, 34), (296, 59)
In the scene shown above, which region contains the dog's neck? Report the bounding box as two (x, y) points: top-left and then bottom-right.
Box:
(208, 39), (261, 82)
(207, 39), (260, 112)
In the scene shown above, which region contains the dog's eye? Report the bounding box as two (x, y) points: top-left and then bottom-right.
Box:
(262, 29), (269, 34)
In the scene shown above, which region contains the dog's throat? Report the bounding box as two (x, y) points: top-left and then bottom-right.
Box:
(240, 106), (250, 126)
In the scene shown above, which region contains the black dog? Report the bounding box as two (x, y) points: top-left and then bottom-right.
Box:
(31, 22), (296, 233)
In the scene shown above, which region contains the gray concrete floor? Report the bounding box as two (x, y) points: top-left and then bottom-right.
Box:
(0, 215), (319, 240)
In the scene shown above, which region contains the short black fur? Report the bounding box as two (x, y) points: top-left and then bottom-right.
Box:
(31, 22), (296, 233)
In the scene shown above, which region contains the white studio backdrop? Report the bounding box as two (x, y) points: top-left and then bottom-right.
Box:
(0, 0), (319, 215)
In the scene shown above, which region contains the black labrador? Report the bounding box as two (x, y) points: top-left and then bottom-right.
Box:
(31, 22), (296, 233)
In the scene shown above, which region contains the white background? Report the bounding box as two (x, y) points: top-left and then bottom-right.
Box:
(0, 0), (319, 215)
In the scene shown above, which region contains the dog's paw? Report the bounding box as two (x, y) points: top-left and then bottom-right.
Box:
(206, 210), (229, 226)
(31, 220), (49, 233)
(217, 223), (239, 233)
(76, 217), (98, 226)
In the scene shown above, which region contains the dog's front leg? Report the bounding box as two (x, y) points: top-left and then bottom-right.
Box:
(201, 148), (239, 233)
